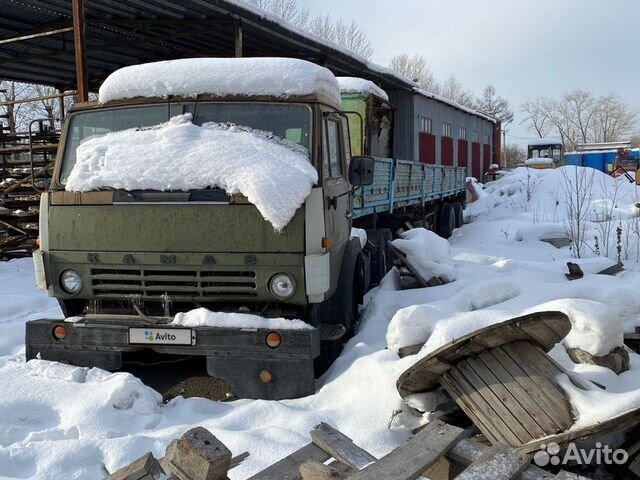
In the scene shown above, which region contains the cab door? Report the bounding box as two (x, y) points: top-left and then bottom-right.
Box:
(322, 113), (352, 293)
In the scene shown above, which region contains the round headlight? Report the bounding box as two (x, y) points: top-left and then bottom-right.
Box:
(269, 273), (295, 300)
(60, 269), (82, 294)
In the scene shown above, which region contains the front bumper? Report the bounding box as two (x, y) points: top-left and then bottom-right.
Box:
(26, 316), (320, 400)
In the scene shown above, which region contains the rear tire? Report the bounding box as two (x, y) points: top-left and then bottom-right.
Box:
(438, 203), (456, 238)
(369, 228), (393, 285)
(453, 202), (464, 228)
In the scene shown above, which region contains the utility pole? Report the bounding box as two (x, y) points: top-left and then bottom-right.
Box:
(502, 126), (507, 168)
(72, 0), (88, 102)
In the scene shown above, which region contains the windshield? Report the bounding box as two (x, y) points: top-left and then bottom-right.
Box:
(59, 102), (312, 184)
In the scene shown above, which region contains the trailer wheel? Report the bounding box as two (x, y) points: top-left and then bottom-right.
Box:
(438, 203), (456, 239)
(453, 202), (464, 228)
(369, 228), (393, 285)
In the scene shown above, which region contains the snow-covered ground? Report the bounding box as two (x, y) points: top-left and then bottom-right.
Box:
(2, 166), (640, 478)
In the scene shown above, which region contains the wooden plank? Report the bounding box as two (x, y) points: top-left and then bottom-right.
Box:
(247, 443), (330, 480)
(299, 460), (347, 480)
(442, 368), (519, 446)
(456, 360), (535, 445)
(466, 355), (548, 439)
(490, 346), (572, 431)
(500, 343), (574, 428)
(530, 344), (598, 392)
(310, 423), (376, 471)
(447, 438), (555, 480)
(520, 407), (640, 454)
(398, 343), (423, 358)
(477, 350), (562, 435)
(105, 452), (163, 480)
(347, 420), (464, 480)
(456, 444), (530, 480)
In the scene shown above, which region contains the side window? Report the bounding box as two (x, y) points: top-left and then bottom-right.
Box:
(325, 117), (343, 178)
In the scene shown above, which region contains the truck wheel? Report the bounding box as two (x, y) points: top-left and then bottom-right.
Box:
(453, 202), (464, 228)
(438, 203), (455, 239)
(370, 228), (393, 285)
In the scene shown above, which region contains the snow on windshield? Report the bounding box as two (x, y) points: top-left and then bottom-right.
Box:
(64, 113), (318, 230)
(98, 57), (341, 106)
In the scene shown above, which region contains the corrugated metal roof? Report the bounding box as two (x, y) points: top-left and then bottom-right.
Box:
(0, 0), (495, 122)
(0, 0), (403, 89)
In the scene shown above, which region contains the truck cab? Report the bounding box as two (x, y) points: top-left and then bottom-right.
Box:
(28, 58), (374, 400)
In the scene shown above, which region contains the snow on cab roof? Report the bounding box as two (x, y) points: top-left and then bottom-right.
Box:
(98, 57), (341, 106)
(337, 77), (389, 101)
(528, 137), (563, 146)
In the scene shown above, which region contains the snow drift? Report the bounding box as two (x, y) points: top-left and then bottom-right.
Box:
(65, 114), (318, 230)
(98, 57), (342, 106)
(391, 228), (456, 282)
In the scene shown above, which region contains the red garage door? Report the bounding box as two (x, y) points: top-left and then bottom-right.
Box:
(457, 139), (468, 170)
(419, 132), (436, 164)
(483, 144), (491, 175)
(472, 142), (481, 179)
(441, 137), (454, 166)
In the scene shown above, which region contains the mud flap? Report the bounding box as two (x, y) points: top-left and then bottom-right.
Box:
(206, 356), (316, 400)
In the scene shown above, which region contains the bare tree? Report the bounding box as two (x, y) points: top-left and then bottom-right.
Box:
(503, 143), (526, 167)
(388, 54), (441, 93)
(561, 166), (595, 258)
(592, 94), (637, 143)
(475, 85), (513, 123)
(246, 0), (374, 59)
(332, 20), (374, 60)
(521, 90), (638, 149)
(246, 0), (307, 24)
(440, 75), (475, 108)
(0, 80), (37, 134)
(521, 99), (554, 138)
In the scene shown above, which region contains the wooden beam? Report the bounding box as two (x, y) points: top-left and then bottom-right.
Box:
(234, 21), (243, 57)
(310, 423), (377, 470)
(72, 0), (88, 102)
(347, 420), (464, 480)
(0, 26), (74, 46)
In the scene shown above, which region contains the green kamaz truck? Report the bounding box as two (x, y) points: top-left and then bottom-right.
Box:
(26, 58), (466, 399)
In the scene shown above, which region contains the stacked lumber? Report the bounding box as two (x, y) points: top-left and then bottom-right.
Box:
(0, 123), (58, 260)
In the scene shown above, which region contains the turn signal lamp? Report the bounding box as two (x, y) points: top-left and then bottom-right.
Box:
(53, 325), (67, 340)
(260, 370), (273, 383)
(265, 332), (282, 349)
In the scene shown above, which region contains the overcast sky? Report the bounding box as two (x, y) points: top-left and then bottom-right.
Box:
(297, 0), (639, 147)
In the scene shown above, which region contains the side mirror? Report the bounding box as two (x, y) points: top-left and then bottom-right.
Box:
(348, 156), (375, 187)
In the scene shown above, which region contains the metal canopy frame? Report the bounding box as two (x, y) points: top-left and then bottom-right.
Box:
(0, 0), (412, 97)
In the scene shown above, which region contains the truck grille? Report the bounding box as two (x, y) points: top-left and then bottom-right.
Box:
(90, 268), (257, 299)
